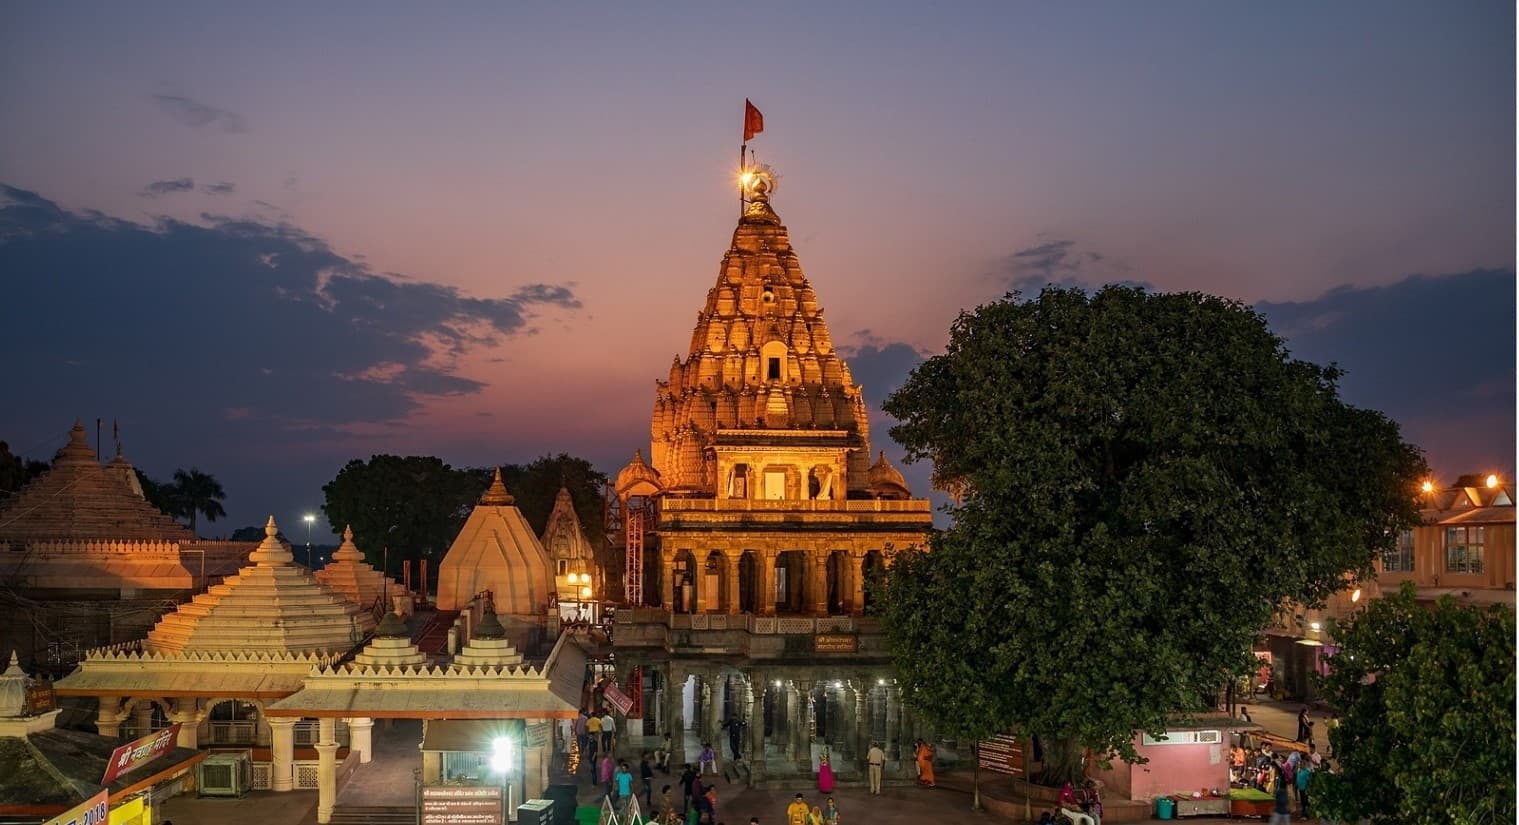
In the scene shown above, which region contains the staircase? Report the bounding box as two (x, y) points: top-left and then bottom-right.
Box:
(412, 610), (457, 655)
(327, 805), (415, 825)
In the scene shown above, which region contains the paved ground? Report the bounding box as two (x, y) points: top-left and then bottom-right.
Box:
(151, 698), (1335, 824)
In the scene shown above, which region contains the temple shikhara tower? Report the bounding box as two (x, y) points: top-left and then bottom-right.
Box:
(614, 162), (934, 783)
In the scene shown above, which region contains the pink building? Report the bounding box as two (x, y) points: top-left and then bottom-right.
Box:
(1089, 716), (1250, 803)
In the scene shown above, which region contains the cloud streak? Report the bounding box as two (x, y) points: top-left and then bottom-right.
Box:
(141, 178), (195, 197)
(202, 181), (236, 195)
(997, 236), (1143, 296)
(150, 94), (248, 133)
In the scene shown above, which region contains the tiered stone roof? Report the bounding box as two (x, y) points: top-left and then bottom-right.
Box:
(542, 487), (597, 578)
(0, 421), (194, 543)
(351, 610), (427, 668)
(315, 525), (412, 617)
(451, 603), (524, 669)
(144, 517), (373, 654)
(435, 470), (553, 614)
(645, 175), (872, 494)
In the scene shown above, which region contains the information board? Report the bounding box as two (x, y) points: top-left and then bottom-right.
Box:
(422, 785), (503, 825)
(977, 734), (1025, 777)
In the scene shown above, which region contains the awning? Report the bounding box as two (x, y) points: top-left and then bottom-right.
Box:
(421, 719), (525, 752)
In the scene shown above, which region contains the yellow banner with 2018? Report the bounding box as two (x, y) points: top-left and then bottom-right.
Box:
(43, 792), (146, 825)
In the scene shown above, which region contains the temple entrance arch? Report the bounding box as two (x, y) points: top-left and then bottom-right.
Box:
(774, 551), (808, 614)
(702, 551), (727, 612)
(738, 551), (758, 613)
(205, 697), (265, 745)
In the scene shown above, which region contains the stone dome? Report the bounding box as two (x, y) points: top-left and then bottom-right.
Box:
(867, 452), (912, 500)
(615, 450), (663, 498)
(435, 470), (554, 614)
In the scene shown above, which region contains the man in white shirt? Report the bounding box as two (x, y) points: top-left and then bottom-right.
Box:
(866, 741), (886, 794)
(601, 711), (616, 754)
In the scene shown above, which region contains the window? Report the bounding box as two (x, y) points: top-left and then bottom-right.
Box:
(767, 358), (781, 380)
(1384, 529), (1414, 572)
(1445, 525), (1485, 574)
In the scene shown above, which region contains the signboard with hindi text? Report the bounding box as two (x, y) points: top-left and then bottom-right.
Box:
(43, 788), (108, 825)
(102, 724), (180, 785)
(422, 785), (503, 825)
(977, 734), (1026, 778)
(603, 681), (633, 715)
(814, 633), (858, 653)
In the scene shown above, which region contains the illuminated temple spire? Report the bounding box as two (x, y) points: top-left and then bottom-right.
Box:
(646, 162), (874, 495)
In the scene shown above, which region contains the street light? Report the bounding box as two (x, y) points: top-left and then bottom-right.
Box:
(303, 514), (316, 568)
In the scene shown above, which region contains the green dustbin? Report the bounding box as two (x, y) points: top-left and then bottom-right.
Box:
(574, 805), (600, 825)
(1156, 796), (1175, 820)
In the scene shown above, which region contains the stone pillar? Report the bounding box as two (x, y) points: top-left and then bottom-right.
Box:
(781, 682), (796, 762)
(316, 717), (339, 824)
(348, 717), (374, 763)
(854, 678), (871, 764)
(132, 702), (154, 737)
(748, 678), (767, 778)
(723, 551), (741, 614)
(837, 684), (855, 761)
(812, 555), (829, 616)
(169, 699), (200, 749)
(707, 672), (726, 748)
(525, 721), (550, 803)
(269, 717), (297, 792)
(667, 665), (687, 768)
(850, 552), (866, 616)
(95, 696), (124, 739)
(795, 680), (814, 772)
(885, 684), (901, 762)
(661, 558), (676, 612)
(759, 551), (776, 616)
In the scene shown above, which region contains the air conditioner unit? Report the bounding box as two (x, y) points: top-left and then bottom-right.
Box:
(198, 752), (252, 797)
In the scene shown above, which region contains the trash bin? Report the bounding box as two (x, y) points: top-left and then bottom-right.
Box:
(1156, 796), (1175, 820)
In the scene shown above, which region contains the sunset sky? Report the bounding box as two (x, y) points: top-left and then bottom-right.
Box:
(1, 2), (1513, 539)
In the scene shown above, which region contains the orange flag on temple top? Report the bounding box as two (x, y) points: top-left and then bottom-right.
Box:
(744, 99), (764, 142)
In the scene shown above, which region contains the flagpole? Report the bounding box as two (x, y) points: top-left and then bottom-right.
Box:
(739, 141), (746, 219)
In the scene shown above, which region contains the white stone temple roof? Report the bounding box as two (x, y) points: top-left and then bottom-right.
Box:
(315, 525), (412, 617)
(435, 470), (553, 614)
(143, 517), (372, 654)
(55, 647), (335, 699)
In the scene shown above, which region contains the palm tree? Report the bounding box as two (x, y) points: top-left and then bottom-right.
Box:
(170, 468), (227, 535)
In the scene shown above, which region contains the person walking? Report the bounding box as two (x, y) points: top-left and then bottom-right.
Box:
(640, 753), (655, 807)
(679, 764), (696, 814)
(1295, 707), (1311, 743)
(914, 739), (936, 787)
(586, 712), (602, 765)
(1268, 762), (1292, 825)
(817, 749), (834, 794)
(615, 760), (634, 807)
(601, 710), (617, 755)
(865, 742), (885, 795)
(821, 797), (840, 825)
(1295, 761), (1312, 818)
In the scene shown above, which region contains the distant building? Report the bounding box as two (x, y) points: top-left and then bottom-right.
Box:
(0, 421), (253, 673)
(610, 166), (935, 784)
(1262, 473), (1514, 700)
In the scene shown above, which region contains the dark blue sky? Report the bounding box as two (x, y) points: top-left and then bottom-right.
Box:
(0, 2), (1512, 537)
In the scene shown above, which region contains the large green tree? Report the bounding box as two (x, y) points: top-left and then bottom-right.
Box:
(881, 286), (1425, 785)
(321, 453), (608, 579)
(322, 455), (481, 576)
(0, 441), (47, 495)
(1313, 583), (1515, 824)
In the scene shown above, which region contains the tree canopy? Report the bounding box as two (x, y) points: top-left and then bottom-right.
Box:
(321, 453), (607, 578)
(881, 286), (1426, 783)
(1313, 583), (1515, 825)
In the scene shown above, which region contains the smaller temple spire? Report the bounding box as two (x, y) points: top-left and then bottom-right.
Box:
(332, 524), (365, 563)
(247, 515), (296, 567)
(0, 652), (29, 718)
(473, 597), (506, 640)
(480, 468), (514, 506)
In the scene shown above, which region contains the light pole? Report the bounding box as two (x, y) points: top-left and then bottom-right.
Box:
(303, 514), (316, 568)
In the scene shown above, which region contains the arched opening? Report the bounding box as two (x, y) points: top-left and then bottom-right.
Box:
(863, 551), (886, 615)
(644, 538), (663, 607)
(775, 550), (808, 614)
(119, 697), (173, 741)
(826, 550), (850, 614)
(739, 551), (758, 613)
(674, 550), (699, 613)
(702, 551), (726, 612)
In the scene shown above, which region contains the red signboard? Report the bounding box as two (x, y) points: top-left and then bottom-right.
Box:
(422, 785), (503, 825)
(603, 681), (633, 715)
(102, 723), (180, 785)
